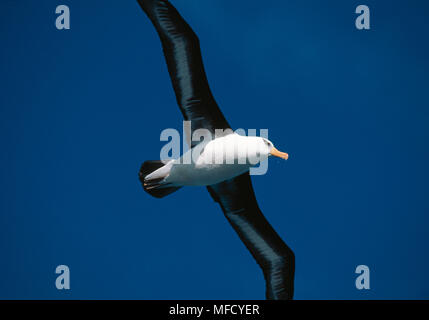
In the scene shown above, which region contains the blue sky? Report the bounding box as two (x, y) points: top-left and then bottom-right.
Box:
(1, 0), (428, 299)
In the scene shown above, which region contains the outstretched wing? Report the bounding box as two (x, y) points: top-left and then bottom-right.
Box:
(137, 0), (294, 299)
(137, 0), (230, 144)
(207, 173), (295, 299)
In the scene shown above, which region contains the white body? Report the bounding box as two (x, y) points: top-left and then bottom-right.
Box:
(146, 133), (272, 186)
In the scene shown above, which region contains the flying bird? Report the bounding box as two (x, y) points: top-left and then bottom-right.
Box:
(137, 0), (295, 299)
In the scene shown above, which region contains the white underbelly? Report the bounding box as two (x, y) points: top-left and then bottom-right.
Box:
(166, 162), (250, 186)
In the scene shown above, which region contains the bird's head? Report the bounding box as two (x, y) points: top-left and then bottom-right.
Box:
(228, 134), (289, 165)
(260, 138), (289, 160)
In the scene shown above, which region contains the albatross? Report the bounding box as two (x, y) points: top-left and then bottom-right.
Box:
(137, 0), (295, 299)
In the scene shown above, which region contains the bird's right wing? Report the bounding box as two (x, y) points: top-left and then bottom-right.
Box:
(208, 173), (295, 299)
(137, 0), (230, 146)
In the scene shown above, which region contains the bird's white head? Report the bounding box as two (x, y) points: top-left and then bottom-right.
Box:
(260, 138), (289, 160)
(224, 134), (289, 166)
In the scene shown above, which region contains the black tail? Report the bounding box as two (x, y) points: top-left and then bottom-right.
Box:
(138, 160), (181, 198)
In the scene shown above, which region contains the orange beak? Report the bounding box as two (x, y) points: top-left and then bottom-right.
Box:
(270, 147), (289, 160)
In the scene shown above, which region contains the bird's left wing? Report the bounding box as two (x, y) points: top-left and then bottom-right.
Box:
(137, 0), (230, 146)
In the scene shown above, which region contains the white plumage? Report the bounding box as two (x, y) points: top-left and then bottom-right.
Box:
(145, 133), (288, 187)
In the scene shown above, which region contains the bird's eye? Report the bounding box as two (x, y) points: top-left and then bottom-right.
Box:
(264, 140), (271, 147)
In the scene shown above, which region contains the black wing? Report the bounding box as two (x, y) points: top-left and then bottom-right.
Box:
(137, 0), (230, 145)
(208, 173), (295, 299)
(137, 0), (295, 299)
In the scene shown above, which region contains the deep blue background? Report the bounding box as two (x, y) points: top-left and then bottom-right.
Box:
(1, 0), (428, 299)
